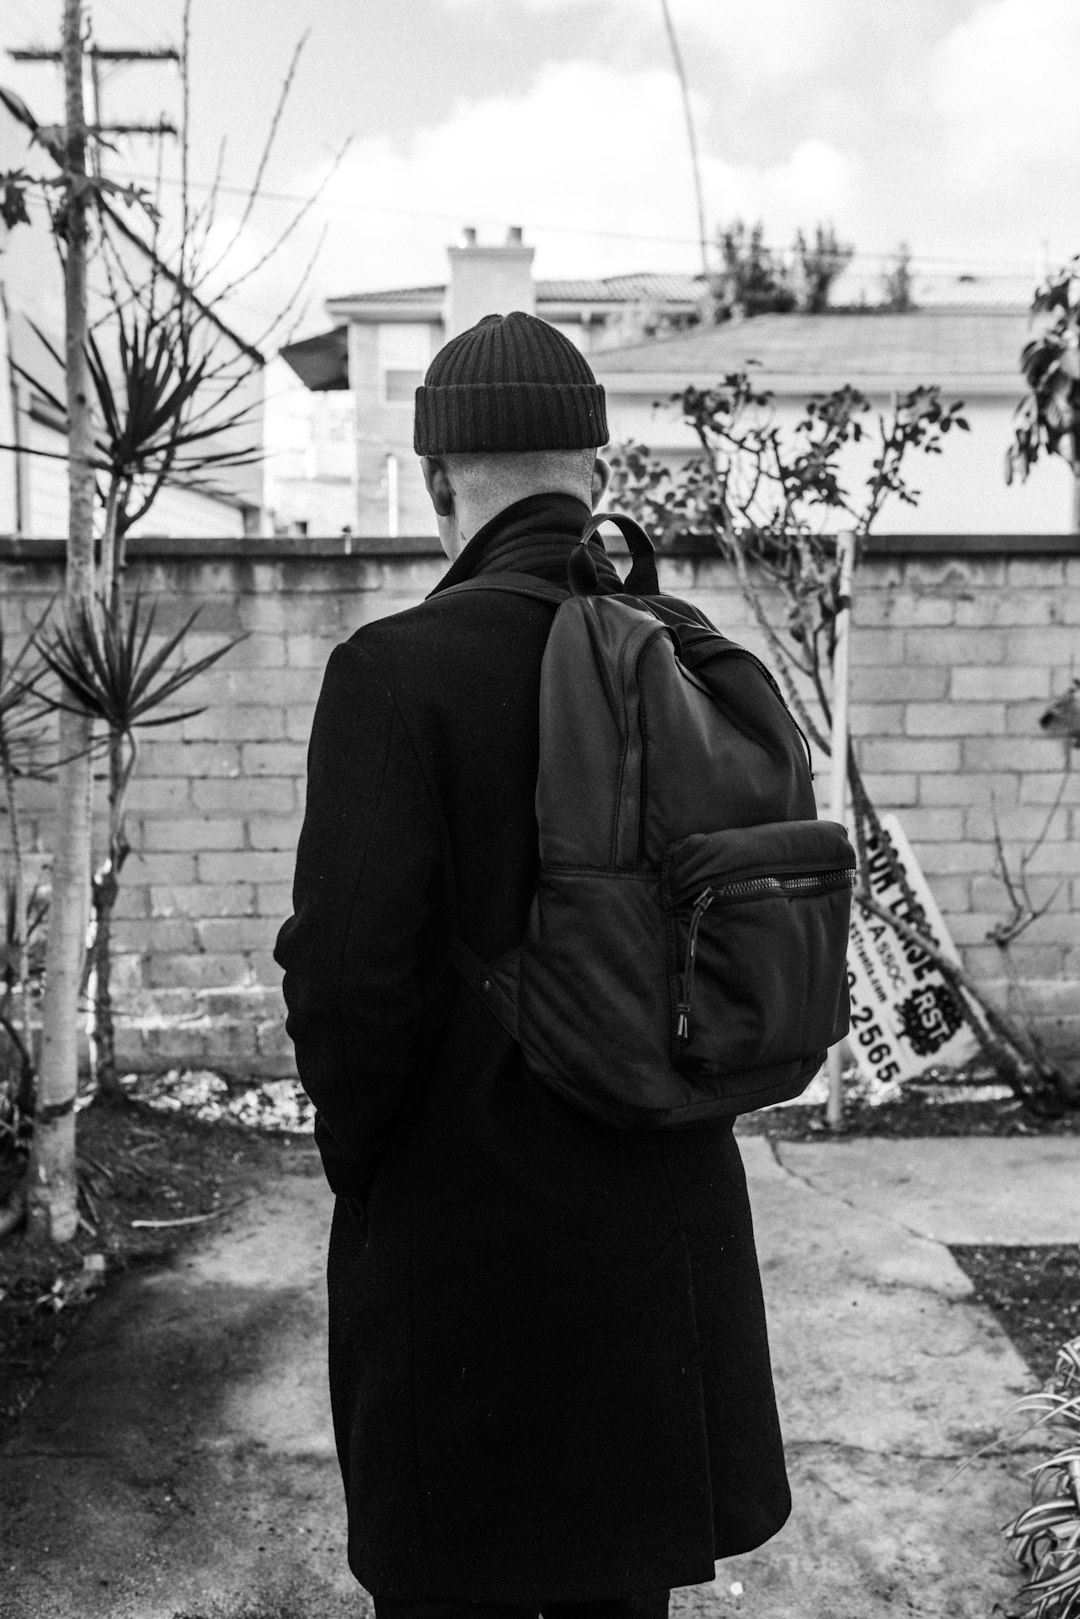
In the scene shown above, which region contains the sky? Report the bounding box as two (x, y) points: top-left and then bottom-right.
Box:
(1, 0), (1079, 347)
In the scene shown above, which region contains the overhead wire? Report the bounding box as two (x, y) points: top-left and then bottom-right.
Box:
(93, 0), (169, 49)
(107, 168), (1046, 273)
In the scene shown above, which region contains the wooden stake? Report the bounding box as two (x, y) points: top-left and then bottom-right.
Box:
(826, 529), (856, 1132)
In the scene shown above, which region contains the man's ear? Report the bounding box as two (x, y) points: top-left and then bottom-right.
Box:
(421, 455), (455, 518)
(590, 454), (612, 510)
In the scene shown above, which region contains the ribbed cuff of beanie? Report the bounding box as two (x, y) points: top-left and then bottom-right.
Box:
(414, 380), (608, 455)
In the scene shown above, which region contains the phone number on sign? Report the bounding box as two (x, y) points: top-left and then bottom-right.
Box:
(848, 994), (901, 1084)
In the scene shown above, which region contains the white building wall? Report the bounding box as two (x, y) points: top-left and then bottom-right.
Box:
(20, 417), (247, 539)
(125, 482), (246, 540)
(26, 417), (68, 536)
(604, 390), (1075, 535)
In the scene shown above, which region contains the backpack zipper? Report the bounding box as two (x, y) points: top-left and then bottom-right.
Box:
(676, 887), (715, 1041)
(675, 868), (854, 1042)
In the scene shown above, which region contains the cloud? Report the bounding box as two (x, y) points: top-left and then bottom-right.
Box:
(655, 0), (832, 81)
(288, 59), (856, 299)
(932, 0), (1080, 175)
(438, 0), (831, 82)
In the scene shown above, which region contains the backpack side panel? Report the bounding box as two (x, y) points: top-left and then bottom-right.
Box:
(534, 596), (672, 869)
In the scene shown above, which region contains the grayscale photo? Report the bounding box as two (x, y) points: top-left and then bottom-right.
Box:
(0, 3), (1078, 1617)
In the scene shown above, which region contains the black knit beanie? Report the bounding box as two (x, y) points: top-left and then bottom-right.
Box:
(413, 311), (608, 455)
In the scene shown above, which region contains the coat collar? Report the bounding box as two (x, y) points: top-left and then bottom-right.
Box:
(427, 492), (623, 597)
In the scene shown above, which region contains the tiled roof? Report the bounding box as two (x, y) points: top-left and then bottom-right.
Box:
(594, 308), (1034, 386)
(539, 273), (701, 303)
(334, 273), (702, 306)
(337, 284), (446, 303)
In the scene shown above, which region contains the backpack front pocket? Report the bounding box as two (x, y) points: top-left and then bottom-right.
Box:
(663, 820), (855, 1077)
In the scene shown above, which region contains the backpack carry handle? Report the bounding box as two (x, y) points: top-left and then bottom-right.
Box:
(570, 512), (660, 597)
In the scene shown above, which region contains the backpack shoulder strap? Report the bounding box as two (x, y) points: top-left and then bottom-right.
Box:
(574, 512), (659, 596)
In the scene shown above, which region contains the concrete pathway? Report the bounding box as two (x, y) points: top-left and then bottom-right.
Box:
(0, 1152), (355, 1619)
(774, 1135), (1080, 1245)
(676, 1136), (1059, 1619)
(1, 1133), (1074, 1619)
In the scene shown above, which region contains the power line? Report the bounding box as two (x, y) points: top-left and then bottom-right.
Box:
(8, 36), (180, 141)
(110, 167), (1046, 273)
(94, 0), (167, 49)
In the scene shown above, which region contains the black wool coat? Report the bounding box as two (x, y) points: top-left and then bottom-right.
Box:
(274, 492), (791, 1603)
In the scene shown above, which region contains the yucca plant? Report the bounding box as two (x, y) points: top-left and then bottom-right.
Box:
(33, 595), (245, 1096)
(1002, 1336), (1080, 1617)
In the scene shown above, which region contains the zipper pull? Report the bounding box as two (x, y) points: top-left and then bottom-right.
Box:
(677, 887), (714, 1043)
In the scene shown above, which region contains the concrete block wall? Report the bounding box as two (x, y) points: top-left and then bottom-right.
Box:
(1, 534), (1078, 1077)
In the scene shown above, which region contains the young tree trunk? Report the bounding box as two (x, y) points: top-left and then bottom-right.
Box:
(88, 723), (129, 1100)
(87, 478), (126, 1100)
(26, 0), (96, 1245)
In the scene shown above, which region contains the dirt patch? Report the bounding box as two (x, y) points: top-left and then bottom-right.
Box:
(0, 1094), (311, 1446)
(949, 1244), (1080, 1384)
(739, 1085), (1080, 1142)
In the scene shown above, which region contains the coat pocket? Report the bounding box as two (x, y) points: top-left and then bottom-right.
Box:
(663, 819), (855, 1076)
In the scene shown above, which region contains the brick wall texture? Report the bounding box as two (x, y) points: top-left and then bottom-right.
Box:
(2, 542), (1078, 1076)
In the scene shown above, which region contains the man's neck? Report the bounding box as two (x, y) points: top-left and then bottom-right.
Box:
(452, 483), (591, 555)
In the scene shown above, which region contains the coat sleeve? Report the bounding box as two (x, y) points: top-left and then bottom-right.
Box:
(274, 638), (443, 1202)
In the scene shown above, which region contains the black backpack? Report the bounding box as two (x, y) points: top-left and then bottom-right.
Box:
(448, 513), (854, 1128)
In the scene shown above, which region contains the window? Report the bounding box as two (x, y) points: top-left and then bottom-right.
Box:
(378, 323), (434, 407)
(383, 368), (425, 404)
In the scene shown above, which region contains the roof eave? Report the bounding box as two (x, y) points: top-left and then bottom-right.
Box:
(536, 299), (702, 321)
(595, 369), (1024, 396)
(326, 295), (445, 323)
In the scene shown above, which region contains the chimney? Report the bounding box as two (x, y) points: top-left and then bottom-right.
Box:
(445, 224), (536, 338)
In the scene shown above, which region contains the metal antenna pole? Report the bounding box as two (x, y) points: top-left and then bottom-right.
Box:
(659, 0), (710, 286)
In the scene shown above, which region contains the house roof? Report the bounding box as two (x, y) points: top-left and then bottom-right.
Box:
(278, 325), (349, 391)
(339, 284), (447, 305)
(333, 271), (702, 309)
(593, 308), (1034, 393)
(541, 272), (701, 305)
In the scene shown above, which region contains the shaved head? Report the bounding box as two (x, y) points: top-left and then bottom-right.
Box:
(440, 448), (597, 509)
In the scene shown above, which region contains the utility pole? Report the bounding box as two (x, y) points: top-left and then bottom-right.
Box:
(26, 0), (98, 1244)
(9, 44), (179, 150)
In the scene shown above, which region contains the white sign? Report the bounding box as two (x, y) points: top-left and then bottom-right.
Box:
(846, 814), (979, 1092)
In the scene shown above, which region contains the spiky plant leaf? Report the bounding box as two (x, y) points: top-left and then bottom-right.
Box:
(33, 593), (246, 734)
(0, 610), (53, 778)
